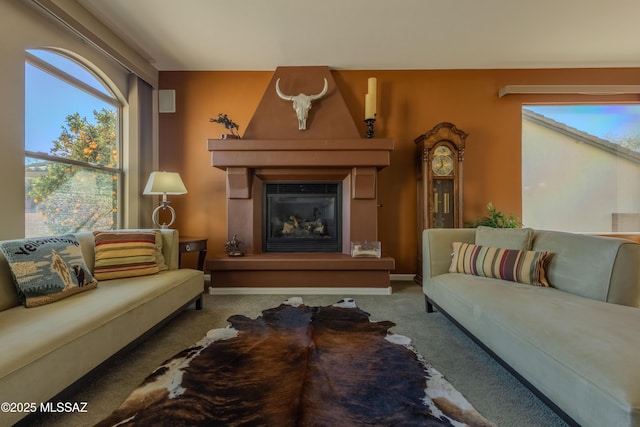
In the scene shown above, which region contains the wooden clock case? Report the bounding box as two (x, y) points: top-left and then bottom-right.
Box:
(414, 122), (468, 284)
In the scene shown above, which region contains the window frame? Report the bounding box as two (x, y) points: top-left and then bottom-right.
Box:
(25, 49), (124, 234)
(521, 103), (640, 233)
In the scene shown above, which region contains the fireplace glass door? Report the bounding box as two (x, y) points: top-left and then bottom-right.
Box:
(264, 182), (341, 252)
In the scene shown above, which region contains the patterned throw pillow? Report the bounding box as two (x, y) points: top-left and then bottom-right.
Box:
(0, 235), (97, 308)
(449, 241), (551, 287)
(93, 231), (160, 280)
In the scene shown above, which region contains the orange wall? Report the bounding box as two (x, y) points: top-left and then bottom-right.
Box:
(159, 68), (640, 273)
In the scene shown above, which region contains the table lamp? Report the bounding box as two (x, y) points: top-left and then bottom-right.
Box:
(143, 171), (187, 228)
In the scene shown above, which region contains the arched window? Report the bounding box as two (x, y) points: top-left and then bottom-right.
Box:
(25, 49), (122, 237)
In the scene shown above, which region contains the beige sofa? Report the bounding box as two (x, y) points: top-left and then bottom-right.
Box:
(422, 227), (640, 427)
(0, 229), (204, 426)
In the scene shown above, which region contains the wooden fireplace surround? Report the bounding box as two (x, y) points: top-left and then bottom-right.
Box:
(206, 66), (395, 291)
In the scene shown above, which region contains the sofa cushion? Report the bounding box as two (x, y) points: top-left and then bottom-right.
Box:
(93, 231), (161, 280)
(0, 267), (204, 426)
(427, 274), (640, 427)
(449, 241), (551, 286)
(475, 226), (534, 250)
(0, 235), (97, 307)
(532, 230), (640, 304)
(152, 231), (169, 272)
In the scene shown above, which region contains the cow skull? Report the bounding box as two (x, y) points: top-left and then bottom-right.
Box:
(275, 78), (329, 130)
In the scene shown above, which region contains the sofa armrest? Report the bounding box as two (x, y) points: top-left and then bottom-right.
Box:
(158, 229), (180, 270)
(607, 242), (640, 308)
(422, 228), (475, 290)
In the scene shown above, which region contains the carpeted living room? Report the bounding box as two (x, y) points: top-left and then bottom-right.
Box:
(27, 282), (569, 426)
(2, 1), (640, 426)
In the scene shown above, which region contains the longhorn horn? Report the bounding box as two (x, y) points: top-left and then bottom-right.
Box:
(310, 78), (329, 101)
(275, 78), (294, 101)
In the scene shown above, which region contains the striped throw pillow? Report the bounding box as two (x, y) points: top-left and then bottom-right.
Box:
(449, 242), (551, 287)
(93, 231), (160, 280)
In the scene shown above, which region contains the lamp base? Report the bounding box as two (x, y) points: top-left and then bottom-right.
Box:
(151, 201), (176, 229)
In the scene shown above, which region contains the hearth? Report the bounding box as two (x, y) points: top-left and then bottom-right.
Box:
(264, 182), (341, 253)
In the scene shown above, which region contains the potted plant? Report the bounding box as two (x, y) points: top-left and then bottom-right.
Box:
(467, 202), (521, 228)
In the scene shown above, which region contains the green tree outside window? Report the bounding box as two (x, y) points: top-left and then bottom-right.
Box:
(28, 109), (119, 234)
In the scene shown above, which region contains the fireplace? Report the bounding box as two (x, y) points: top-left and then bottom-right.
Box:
(264, 182), (341, 253)
(206, 66), (395, 291)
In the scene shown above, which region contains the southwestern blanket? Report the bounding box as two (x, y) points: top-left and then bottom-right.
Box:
(96, 298), (494, 426)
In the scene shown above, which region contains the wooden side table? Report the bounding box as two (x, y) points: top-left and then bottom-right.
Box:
(178, 237), (208, 271)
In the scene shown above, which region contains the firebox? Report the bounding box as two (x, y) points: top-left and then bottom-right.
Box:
(263, 182), (342, 252)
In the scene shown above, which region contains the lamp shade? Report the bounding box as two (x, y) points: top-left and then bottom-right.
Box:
(143, 171), (187, 195)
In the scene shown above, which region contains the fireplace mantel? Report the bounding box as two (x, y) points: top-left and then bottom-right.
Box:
(208, 138), (394, 201)
(208, 139), (394, 169)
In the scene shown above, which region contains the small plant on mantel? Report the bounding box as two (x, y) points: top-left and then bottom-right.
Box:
(210, 113), (240, 139)
(467, 202), (522, 228)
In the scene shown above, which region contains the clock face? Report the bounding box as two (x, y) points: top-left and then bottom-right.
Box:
(432, 146), (454, 176)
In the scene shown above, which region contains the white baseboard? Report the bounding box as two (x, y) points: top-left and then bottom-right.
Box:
(205, 274), (415, 283)
(203, 273), (415, 295)
(208, 287), (393, 296)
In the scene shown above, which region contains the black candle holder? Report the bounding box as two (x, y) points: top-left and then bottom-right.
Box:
(364, 118), (376, 138)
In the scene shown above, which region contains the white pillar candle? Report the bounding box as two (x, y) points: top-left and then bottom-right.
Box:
(368, 78), (377, 114)
(365, 93), (374, 119)
(368, 77), (377, 100)
(365, 77), (377, 119)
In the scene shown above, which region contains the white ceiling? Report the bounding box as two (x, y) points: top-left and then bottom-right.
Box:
(77, 0), (640, 71)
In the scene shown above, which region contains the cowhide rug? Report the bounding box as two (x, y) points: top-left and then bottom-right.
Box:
(96, 298), (494, 427)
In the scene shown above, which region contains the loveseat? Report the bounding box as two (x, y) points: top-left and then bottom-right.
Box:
(0, 229), (204, 426)
(422, 227), (640, 427)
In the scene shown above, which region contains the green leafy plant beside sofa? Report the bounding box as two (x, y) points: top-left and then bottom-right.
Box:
(467, 202), (522, 228)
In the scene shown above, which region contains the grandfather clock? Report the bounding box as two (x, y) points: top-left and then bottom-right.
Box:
(414, 122), (468, 284)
